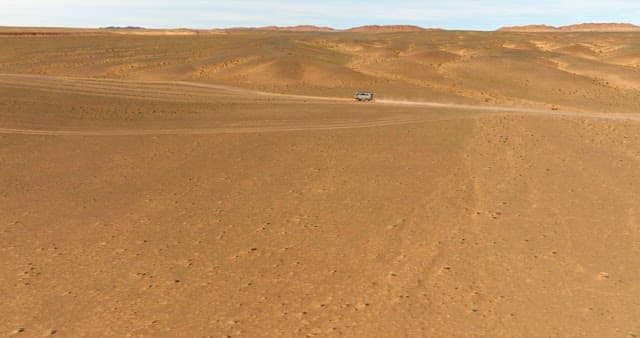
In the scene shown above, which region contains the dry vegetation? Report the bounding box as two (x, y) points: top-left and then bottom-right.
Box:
(1, 27), (640, 337)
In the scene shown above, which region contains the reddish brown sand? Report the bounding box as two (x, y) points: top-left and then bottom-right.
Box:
(1, 28), (640, 337)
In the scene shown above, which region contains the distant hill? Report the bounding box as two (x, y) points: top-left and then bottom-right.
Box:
(497, 25), (557, 32)
(345, 25), (429, 33)
(256, 25), (337, 32)
(225, 25), (432, 33)
(560, 23), (640, 31)
(498, 23), (640, 32)
(101, 26), (146, 30)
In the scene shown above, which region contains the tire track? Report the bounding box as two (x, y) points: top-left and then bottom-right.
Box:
(0, 73), (346, 103)
(0, 116), (473, 136)
(1, 73), (639, 136)
(0, 75), (246, 102)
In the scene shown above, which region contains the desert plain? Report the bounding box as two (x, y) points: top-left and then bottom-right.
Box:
(1, 26), (640, 337)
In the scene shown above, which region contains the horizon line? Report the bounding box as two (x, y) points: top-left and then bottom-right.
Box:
(3, 21), (640, 33)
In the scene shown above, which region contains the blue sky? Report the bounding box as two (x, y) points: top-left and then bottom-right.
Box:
(2, 0), (639, 30)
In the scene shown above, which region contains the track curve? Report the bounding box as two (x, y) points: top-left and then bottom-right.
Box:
(1, 73), (638, 136)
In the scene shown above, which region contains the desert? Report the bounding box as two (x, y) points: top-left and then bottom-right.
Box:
(1, 25), (640, 337)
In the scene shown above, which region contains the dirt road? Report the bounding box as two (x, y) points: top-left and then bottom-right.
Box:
(1, 73), (638, 136)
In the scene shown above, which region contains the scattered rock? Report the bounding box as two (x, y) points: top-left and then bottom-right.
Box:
(8, 327), (25, 335)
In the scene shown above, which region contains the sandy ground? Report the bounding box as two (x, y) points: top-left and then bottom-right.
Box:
(2, 29), (640, 337)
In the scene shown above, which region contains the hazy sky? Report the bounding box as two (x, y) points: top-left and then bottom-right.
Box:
(2, 0), (639, 30)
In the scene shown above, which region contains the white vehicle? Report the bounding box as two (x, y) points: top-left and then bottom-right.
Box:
(354, 91), (374, 101)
